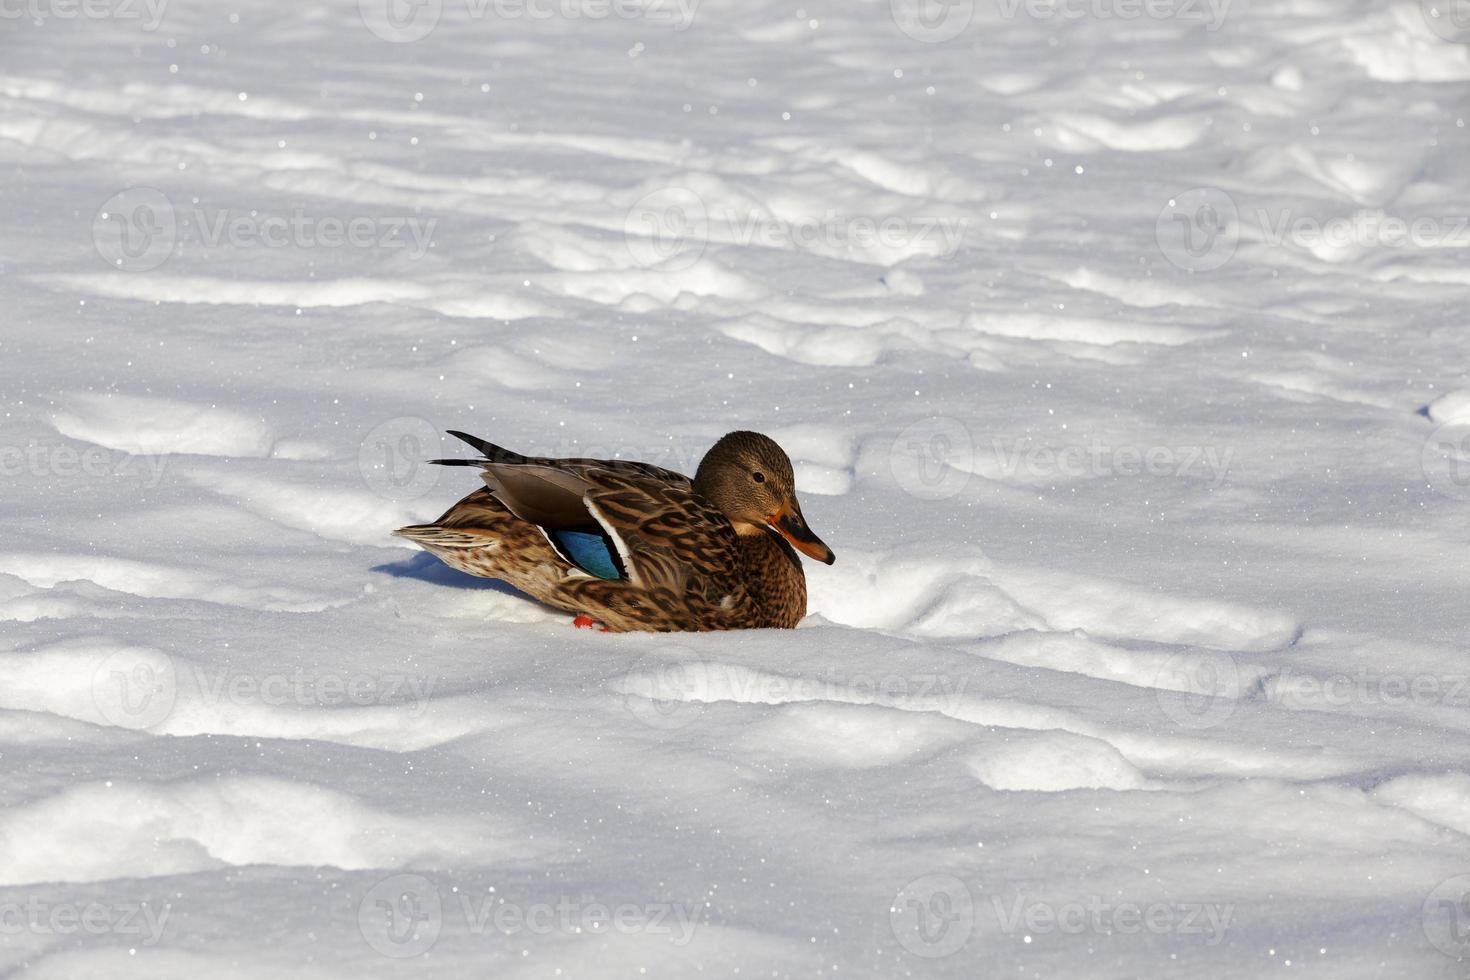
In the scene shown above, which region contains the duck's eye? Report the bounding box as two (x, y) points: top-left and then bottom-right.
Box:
(752, 472), (766, 484)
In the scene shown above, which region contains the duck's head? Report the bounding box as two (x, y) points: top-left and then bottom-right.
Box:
(694, 431), (835, 565)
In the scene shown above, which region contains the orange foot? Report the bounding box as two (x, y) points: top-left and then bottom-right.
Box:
(572, 614), (610, 632)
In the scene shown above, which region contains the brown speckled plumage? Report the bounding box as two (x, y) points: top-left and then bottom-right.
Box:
(393, 431), (834, 632)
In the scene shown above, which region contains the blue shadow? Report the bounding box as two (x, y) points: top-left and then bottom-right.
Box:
(372, 551), (534, 601)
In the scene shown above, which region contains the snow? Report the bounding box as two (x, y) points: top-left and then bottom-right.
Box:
(3, 0), (1470, 976)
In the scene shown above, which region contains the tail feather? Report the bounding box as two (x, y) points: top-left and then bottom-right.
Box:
(446, 430), (527, 463)
(393, 524), (496, 550)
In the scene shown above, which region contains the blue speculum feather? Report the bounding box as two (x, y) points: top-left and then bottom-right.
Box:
(551, 529), (623, 580)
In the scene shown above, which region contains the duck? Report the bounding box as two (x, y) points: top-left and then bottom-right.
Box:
(394, 430), (835, 632)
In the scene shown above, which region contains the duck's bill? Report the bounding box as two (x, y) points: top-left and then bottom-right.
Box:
(768, 505), (836, 565)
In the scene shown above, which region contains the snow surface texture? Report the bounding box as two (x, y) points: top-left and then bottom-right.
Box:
(3, 0), (1470, 976)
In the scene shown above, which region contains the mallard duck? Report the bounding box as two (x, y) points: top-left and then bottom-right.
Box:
(394, 430), (835, 632)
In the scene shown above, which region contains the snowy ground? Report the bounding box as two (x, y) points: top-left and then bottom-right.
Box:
(4, 0), (1470, 975)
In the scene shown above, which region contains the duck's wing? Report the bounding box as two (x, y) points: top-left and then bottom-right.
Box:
(434, 430), (691, 486)
(478, 459), (737, 596)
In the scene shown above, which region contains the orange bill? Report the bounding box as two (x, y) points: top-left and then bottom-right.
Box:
(767, 500), (835, 565)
